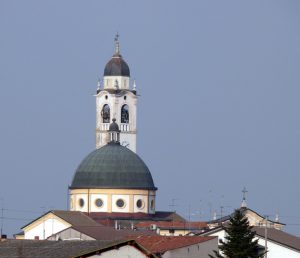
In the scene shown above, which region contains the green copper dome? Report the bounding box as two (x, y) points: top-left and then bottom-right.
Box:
(70, 143), (157, 190)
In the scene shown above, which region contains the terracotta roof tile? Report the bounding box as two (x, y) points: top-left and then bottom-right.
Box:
(135, 221), (208, 230)
(131, 235), (216, 253)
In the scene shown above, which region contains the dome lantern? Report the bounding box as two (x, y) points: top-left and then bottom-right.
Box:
(108, 118), (120, 144)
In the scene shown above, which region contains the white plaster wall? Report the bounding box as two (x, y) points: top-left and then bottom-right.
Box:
(207, 229), (300, 258)
(90, 194), (108, 212)
(112, 194), (130, 212)
(162, 238), (218, 258)
(89, 245), (147, 258)
(103, 76), (129, 90)
(133, 195), (148, 213)
(256, 237), (300, 258)
(25, 218), (68, 240)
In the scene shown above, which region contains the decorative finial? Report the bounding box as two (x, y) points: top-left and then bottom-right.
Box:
(241, 187), (248, 208)
(114, 33), (120, 54)
(133, 79), (136, 91)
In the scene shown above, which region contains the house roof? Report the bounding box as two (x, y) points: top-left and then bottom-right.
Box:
(254, 226), (300, 251)
(67, 225), (156, 241)
(0, 239), (124, 258)
(131, 235), (217, 254)
(135, 221), (208, 230)
(208, 207), (285, 226)
(22, 210), (100, 230)
(88, 211), (186, 223)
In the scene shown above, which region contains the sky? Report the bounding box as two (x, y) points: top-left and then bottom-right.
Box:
(0, 0), (300, 237)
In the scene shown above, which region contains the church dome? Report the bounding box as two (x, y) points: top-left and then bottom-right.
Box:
(70, 143), (156, 190)
(104, 54), (130, 77)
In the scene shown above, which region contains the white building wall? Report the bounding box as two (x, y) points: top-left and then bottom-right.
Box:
(162, 238), (218, 258)
(256, 237), (300, 258)
(89, 245), (147, 258)
(207, 228), (300, 258)
(24, 218), (69, 240)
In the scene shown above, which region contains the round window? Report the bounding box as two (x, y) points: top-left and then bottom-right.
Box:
(150, 199), (155, 210)
(95, 198), (103, 208)
(136, 199), (144, 209)
(116, 199), (125, 208)
(79, 198), (84, 208)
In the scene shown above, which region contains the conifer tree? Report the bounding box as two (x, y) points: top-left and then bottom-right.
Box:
(209, 209), (263, 258)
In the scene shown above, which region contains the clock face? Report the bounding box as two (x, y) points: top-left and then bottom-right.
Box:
(121, 141), (130, 148)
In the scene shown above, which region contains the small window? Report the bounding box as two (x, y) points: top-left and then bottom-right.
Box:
(121, 104), (129, 123)
(79, 198), (84, 208)
(95, 198), (103, 208)
(136, 199), (144, 209)
(124, 96), (127, 100)
(105, 95), (108, 100)
(116, 199), (125, 208)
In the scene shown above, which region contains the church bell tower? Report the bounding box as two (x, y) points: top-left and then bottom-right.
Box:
(95, 35), (137, 152)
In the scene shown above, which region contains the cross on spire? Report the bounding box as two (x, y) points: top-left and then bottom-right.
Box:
(241, 187), (248, 208)
(114, 33), (120, 54)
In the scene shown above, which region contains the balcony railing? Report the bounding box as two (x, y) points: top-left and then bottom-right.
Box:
(99, 123), (131, 132)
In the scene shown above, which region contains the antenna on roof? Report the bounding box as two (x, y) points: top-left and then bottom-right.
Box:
(241, 187), (248, 208)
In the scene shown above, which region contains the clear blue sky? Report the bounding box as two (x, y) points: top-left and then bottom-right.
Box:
(0, 1), (300, 236)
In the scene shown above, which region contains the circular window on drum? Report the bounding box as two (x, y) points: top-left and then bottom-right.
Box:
(136, 199), (144, 210)
(79, 198), (85, 208)
(116, 199), (125, 208)
(95, 198), (103, 208)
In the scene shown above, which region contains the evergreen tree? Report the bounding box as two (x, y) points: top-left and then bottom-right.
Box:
(209, 209), (264, 258)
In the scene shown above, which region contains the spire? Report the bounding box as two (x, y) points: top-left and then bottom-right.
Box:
(114, 33), (120, 54)
(241, 187), (248, 208)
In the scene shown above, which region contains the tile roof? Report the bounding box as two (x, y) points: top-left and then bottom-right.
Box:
(88, 211), (185, 222)
(22, 210), (100, 230)
(135, 221), (208, 230)
(69, 225), (156, 241)
(131, 235), (217, 254)
(52, 210), (100, 227)
(0, 239), (121, 258)
(254, 227), (300, 251)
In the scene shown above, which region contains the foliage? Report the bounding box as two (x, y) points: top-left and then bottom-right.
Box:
(209, 209), (264, 258)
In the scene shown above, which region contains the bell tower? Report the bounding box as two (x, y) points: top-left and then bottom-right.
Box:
(95, 35), (137, 152)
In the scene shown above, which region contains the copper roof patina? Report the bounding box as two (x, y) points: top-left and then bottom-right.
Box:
(70, 143), (156, 190)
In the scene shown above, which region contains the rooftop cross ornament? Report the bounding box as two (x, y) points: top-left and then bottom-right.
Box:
(114, 33), (120, 54)
(241, 187), (248, 208)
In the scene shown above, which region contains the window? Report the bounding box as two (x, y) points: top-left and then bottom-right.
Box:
(116, 199), (125, 208)
(95, 198), (103, 208)
(136, 199), (144, 209)
(121, 104), (129, 123)
(79, 198), (84, 208)
(102, 104), (110, 123)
